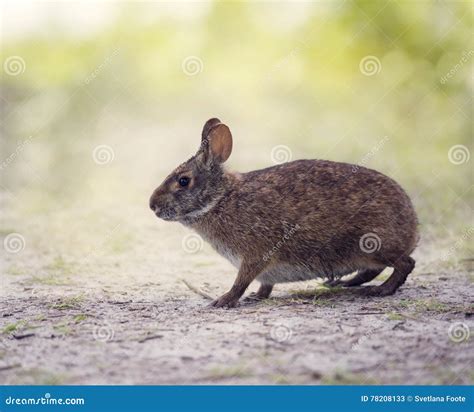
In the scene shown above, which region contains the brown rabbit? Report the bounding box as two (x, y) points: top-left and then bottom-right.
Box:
(149, 118), (419, 308)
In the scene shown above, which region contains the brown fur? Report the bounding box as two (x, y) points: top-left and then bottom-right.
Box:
(150, 119), (419, 308)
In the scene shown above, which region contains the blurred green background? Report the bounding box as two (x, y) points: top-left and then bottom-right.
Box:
(1, 0), (472, 272)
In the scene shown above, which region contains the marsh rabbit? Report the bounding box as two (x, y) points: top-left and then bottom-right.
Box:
(149, 118), (418, 308)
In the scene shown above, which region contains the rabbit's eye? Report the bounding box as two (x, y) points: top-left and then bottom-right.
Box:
(178, 176), (190, 187)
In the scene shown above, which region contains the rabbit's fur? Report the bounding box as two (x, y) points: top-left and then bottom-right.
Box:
(150, 119), (418, 308)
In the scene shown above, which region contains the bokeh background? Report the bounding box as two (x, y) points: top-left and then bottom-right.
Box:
(1, 1), (472, 272)
(0, 0), (473, 386)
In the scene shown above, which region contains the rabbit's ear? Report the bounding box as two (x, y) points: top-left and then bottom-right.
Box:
(202, 118), (221, 141)
(201, 123), (233, 164)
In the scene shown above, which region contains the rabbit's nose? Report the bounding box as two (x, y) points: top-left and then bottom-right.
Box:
(149, 199), (158, 212)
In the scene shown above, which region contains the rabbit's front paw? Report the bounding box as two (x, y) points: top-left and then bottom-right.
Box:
(209, 292), (240, 309)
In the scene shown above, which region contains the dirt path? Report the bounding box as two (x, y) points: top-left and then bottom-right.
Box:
(0, 216), (473, 385)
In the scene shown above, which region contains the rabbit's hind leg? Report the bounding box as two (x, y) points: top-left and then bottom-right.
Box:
(325, 267), (385, 287)
(339, 267), (386, 287)
(357, 257), (415, 297)
(244, 284), (274, 302)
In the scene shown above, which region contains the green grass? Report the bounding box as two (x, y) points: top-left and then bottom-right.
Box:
(3, 323), (19, 334)
(2, 320), (28, 335)
(29, 274), (74, 286)
(13, 368), (67, 385)
(6, 265), (27, 276)
(53, 322), (72, 336)
(270, 373), (292, 384)
(44, 255), (76, 275)
(207, 365), (253, 380)
(73, 314), (88, 323)
(387, 313), (405, 321)
(388, 298), (468, 315)
(49, 295), (84, 310)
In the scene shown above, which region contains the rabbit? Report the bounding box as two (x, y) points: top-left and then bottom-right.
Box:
(149, 118), (419, 308)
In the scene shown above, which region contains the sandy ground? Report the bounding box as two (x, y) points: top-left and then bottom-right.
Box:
(0, 212), (473, 385)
